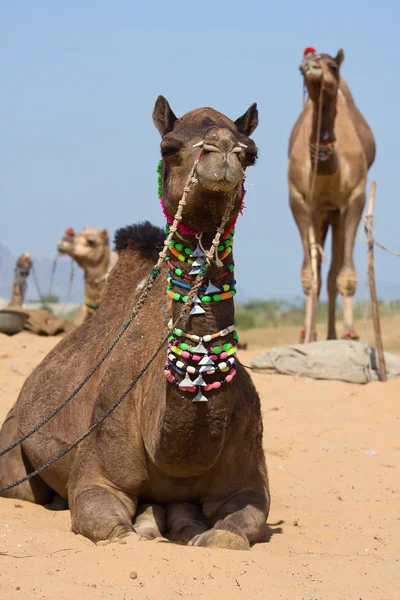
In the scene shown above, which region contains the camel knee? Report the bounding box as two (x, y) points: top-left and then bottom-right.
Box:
(301, 266), (313, 295)
(337, 267), (357, 296)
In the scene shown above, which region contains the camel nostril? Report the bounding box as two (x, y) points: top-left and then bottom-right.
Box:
(203, 143), (223, 153)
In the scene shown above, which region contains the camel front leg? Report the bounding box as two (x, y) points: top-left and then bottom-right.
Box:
(337, 189), (366, 338)
(193, 489), (269, 550)
(70, 482), (139, 544)
(289, 190), (314, 342)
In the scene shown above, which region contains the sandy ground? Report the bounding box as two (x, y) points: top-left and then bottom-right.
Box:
(0, 330), (399, 600)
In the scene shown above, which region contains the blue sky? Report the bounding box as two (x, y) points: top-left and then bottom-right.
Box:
(1, 1), (399, 301)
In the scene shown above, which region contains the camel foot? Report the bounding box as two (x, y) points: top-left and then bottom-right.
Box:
(133, 503), (167, 540)
(96, 531), (140, 547)
(341, 331), (360, 341)
(166, 501), (209, 545)
(191, 528), (250, 550)
(299, 329), (317, 344)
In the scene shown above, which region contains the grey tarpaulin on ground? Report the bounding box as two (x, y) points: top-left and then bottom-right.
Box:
(250, 340), (400, 384)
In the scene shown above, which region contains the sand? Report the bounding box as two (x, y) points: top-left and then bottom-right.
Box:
(0, 331), (399, 600)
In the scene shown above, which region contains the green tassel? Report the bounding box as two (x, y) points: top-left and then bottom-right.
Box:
(157, 160), (163, 198)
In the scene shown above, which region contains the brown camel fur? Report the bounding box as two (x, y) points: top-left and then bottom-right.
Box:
(9, 252), (32, 307)
(288, 48), (376, 340)
(0, 99), (270, 551)
(57, 227), (119, 325)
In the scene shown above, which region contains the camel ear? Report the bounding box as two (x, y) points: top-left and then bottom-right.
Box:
(101, 228), (109, 243)
(234, 103), (259, 136)
(335, 49), (345, 68)
(153, 95), (178, 137)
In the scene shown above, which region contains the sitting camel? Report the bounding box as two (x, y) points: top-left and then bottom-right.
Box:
(0, 97), (270, 550)
(57, 226), (119, 325)
(288, 48), (376, 341)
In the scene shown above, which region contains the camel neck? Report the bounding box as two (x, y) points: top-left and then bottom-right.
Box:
(311, 97), (337, 142)
(82, 249), (111, 305)
(10, 272), (28, 306)
(310, 95), (338, 175)
(148, 231), (239, 475)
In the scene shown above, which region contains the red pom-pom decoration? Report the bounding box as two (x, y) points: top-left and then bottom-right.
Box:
(65, 227), (75, 235)
(303, 47), (316, 56)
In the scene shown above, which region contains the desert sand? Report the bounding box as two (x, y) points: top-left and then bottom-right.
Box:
(0, 328), (399, 600)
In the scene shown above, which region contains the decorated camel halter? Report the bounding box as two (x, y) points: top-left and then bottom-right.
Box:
(302, 46), (337, 163)
(158, 151), (244, 402)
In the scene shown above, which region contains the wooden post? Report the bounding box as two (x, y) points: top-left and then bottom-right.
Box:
(366, 181), (387, 382)
(304, 225), (318, 343)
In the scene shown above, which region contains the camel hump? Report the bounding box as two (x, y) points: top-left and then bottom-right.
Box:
(114, 221), (165, 259)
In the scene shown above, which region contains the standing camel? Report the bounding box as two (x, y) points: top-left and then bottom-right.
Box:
(57, 226), (119, 325)
(9, 252), (32, 307)
(0, 98), (270, 550)
(288, 47), (376, 341)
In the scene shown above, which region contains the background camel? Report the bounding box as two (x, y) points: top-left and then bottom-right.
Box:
(9, 252), (32, 307)
(288, 48), (376, 341)
(0, 98), (270, 551)
(57, 226), (118, 325)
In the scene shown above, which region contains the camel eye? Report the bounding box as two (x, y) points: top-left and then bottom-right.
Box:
(329, 63), (338, 73)
(87, 239), (96, 247)
(245, 146), (258, 166)
(161, 139), (182, 158)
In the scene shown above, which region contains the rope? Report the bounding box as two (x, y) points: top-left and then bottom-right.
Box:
(31, 263), (51, 312)
(0, 253), (161, 460)
(0, 154), (239, 492)
(304, 82), (324, 343)
(0, 158), (203, 460)
(0, 332), (169, 494)
(0, 150), (234, 458)
(47, 255), (58, 298)
(56, 258), (75, 318)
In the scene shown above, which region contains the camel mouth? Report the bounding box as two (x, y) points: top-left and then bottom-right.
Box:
(196, 160), (244, 193)
(304, 67), (323, 81)
(57, 241), (71, 255)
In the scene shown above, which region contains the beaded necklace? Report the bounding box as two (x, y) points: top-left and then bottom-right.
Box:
(158, 160), (241, 401)
(166, 259), (235, 282)
(163, 322), (239, 401)
(164, 363), (236, 396)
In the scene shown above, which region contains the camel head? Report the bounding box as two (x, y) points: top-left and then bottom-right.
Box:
(300, 47), (345, 102)
(153, 96), (258, 234)
(57, 227), (76, 256)
(16, 252), (32, 271)
(57, 227), (110, 267)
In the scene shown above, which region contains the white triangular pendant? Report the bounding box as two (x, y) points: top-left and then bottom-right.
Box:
(189, 266), (201, 275)
(199, 355), (214, 366)
(192, 374), (206, 386)
(192, 257), (205, 267)
(205, 281), (220, 294)
(179, 374), (194, 388)
(190, 244), (205, 258)
(189, 304), (205, 316)
(199, 365), (215, 373)
(193, 388), (208, 402)
(192, 294), (201, 304)
(191, 341), (207, 354)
